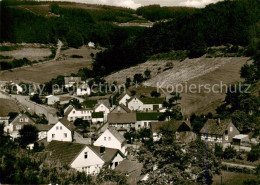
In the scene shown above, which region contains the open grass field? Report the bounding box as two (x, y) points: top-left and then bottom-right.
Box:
(0, 46), (99, 84)
(105, 57), (249, 116)
(105, 60), (176, 84)
(0, 47), (52, 61)
(0, 98), (20, 116)
(213, 171), (257, 185)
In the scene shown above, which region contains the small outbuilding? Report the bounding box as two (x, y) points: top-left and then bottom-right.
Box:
(232, 134), (250, 145)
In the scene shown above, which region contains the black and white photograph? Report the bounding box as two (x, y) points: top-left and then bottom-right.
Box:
(0, 0), (259, 184)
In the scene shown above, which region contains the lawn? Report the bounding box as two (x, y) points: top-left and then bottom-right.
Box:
(213, 170), (257, 185)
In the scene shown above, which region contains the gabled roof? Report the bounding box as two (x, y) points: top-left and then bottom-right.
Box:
(151, 120), (191, 133)
(107, 127), (126, 144)
(94, 100), (110, 110)
(117, 92), (131, 101)
(107, 113), (136, 123)
(136, 112), (163, 121)
(35, 124), (53, 131)
(111, 104), (131, 113)
(11, 114), (35, 131)
(45, 141), (86, 166)
(139, 98), (165, 104)
(64, 105), (74, 116)
(89, 145), (125, 162)
(45, 141), (124, 166)
(200, 119), (232, 135)
(58, 117), (75, 131)
(92, 112), (104, 118)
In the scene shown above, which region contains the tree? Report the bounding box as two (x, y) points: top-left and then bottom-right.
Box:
(144, 69), (151, 79)
(231, 110), (250, 132)
(214, 144), (223, 158)
(223, 146), (236, 159)
(18, 125), (39, 148)
(133, 73), (144, 83)
(150, 90), (161, 97)
(125, 77), (131, 89)
(49, 3), (60, 15)
(30, 94), (42, 104)
(247, 144), (260, 162)
(69, 99), (82, 109)
(66, 30), (84, 48)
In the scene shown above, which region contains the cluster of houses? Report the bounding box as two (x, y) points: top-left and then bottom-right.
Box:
(0, 87), (253, 181)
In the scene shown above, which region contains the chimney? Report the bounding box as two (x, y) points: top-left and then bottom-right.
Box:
(100, 146), (105, 154)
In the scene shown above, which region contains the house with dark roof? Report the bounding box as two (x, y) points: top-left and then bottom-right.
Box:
(127, 97), (164, 112)
(6, 113), (35, 139)
(115, 159), (147, 185)
(107, 113), (136, 132)
(200, 119), (239, 144)
(136, 112), (163, 130)
(111, 104), (131, 113)
(94, 127), (127, 154)
(151, 120), (195, 142)
(45, 141), (125, 175)
(47, 118), (75, 142)
(91, 112), (104, 124)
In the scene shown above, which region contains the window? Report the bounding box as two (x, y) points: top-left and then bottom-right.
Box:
(225, 136), (228, 141)
(108, 137), (111, 141)
(20, 118), (23, 122)
(225, 130), (228, 135)
(104, 137), (106, 141)
(144, 122), (147, 127)
(60, 126), (62, 130)
(52, 134), (55, 138)
(56, 126), (59, 130)
(73, 111), (75, 114)
(64, 133), (67, 138)
(24, 118), (29, 122)
(230, 127), (233, 132)
(84, 152), (88, 159)
(16, 125), (21, 130)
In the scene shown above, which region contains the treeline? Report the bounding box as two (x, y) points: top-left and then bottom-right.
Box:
(136, 4), (196, 21)
(93, 0), (260, 76)
(0, 1), (146, 48)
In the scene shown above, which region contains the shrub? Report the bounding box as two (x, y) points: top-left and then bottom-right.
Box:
(223, 146), (237, 159)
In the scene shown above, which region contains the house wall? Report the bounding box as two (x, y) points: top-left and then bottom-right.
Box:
(92, 117), (104, 124)
(38, 131), (48, 140)
(110, 153), (124, 169)
(109, 123), (135, 132)
(71, 146), (104, 175)
(95, 104), (110, 121)
(128, 98), (144, 111)
(94, 130), (125, 154)
(224, 123), (240, 143)
(136, 120), (157, 130)
(201, 134), (223, 143)
(76, 87), (91, 96)
(47, 122), (72, 142)
(47, 97), (59, 105)
(67, 108), (93, 122)
(143, 104), (163, 111)
(119, 94), (131, 106)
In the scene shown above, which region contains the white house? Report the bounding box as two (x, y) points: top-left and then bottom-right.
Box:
(64, 105), (93, 122)
(47, 118), (75, 142)
(76, 83), (91, 96)
(45, 141), (125, 175)
(135, 112), (163, 130)
(94, 127), (127, 154)
(1, 116), (10, 132)
(118, 93), (131, 106)
(94, 101), (110, 121)
(35, 124), (53, 140)
(45, 95), (60, 105)
(128, 97), (164, 112)
(5, 114), (35, 139)
(111, 104), (131, 113)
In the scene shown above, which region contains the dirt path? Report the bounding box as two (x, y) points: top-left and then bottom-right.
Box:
(222, 162), (256, 169)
